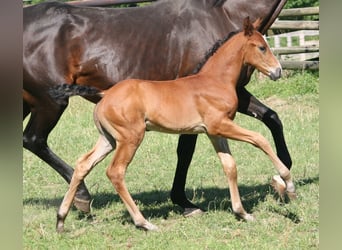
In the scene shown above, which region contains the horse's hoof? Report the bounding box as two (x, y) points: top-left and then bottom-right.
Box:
(271, 175), (286, 201)
(183, 208), (205, 217)
(73, 197), (91, 213)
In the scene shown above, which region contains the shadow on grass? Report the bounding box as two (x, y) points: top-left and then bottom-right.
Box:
(24, 175), (318, 224)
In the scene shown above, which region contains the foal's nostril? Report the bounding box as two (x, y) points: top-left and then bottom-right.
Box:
(270, 67), (282, 81)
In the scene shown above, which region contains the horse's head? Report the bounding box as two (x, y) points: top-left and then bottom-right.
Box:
(242, 17), (282, 81)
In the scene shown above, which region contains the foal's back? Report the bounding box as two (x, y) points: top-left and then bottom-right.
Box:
(97, 68), (238, 136)
(97, 77), (205, 133)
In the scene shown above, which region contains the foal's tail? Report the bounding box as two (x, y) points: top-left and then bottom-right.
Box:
(48, 84), (104, 100)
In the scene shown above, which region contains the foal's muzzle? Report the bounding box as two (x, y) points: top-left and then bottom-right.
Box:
(269, 67), (282, 81)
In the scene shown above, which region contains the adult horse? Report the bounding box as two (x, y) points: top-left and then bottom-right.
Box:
(23, 0), (290, 215)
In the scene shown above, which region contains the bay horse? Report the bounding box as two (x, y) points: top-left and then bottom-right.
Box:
(53, 17), (296, 232)
(23, 0), (291, 216)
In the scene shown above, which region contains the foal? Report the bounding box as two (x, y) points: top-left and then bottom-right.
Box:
(55, 17), (296, 232)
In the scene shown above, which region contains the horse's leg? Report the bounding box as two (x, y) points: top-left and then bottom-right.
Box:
(106, 138), (158, 231)
(208, 136), (254, 221)
(23, 100), (30, 120)
(23, 97), (92, 212)
(170, 134), (204, 217)
(57, 135), (113, 233)
(214, 119), (296, 200)
(237, 87), (292, 169)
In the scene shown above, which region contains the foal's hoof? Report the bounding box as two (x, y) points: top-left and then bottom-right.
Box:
(73, 197), (91, 213)
(183, 208), (205, 217)
(137, 221), (158, 231)
(56, 220), (65, 233)
(244, 213), (255, 221)
(271, 175), (286, 201)
(271, 175), (298, 202)
(236, 212), (255, 222)
(287, 191), (297, 200)
(56, 225), (64, 233)
(241, 213), (255, 221)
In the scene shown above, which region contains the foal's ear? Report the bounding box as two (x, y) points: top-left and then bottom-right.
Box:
(243, 17), (263, 36)
(243, 16), (254, 37)
(252, 17), (263, 30)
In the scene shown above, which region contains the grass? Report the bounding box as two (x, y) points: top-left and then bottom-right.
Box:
(23, 70), (319, 249)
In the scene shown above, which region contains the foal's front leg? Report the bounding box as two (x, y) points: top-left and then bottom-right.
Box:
(213, 119), (296, 200)
(208, 136), (255, 221)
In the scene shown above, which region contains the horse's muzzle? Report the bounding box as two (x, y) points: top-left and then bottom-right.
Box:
(269, 67), (282, 81)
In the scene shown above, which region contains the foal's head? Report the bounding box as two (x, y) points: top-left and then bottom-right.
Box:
(242, 17), (282, 80)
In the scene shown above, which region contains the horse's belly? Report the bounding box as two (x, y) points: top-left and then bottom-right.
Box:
(145, 121), (207, 134)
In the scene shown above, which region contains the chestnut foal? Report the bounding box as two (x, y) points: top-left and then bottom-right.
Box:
(55, 17), (296, 232)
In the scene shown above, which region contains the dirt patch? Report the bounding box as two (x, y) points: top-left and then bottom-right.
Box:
(264, 96), (288, 107)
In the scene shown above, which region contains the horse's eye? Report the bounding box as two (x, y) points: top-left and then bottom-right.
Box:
(259, 46), (266, 52)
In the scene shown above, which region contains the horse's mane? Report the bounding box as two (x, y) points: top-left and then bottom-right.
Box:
(192, 30), (239, 74)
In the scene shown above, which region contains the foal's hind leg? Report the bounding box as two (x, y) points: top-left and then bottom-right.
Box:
(213, 119), (296, 201)
(106, 139), (158, 231)
(23, 94), (92, 212)
(56, 135), (113, 233)
(208, 136), (254, 221)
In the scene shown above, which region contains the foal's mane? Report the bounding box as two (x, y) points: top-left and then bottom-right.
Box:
(192, 30), (239, 74)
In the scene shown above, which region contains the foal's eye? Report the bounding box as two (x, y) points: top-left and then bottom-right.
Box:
(259, 46), (266, 52)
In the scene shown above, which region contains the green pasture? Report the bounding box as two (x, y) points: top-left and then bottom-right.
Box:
(23, 71), (319, 249)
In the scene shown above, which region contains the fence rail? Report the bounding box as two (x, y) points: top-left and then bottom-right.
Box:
(270, 20), (318, 30)
(278, 6), (319, 17)
(268, 6), (319, 70)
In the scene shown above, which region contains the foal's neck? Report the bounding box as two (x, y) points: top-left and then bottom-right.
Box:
(198, 33), (247, 86)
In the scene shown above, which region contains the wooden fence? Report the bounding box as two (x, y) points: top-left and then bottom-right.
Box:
(267, 6), (319, 70)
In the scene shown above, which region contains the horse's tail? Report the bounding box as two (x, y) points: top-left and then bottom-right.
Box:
(49, 84), (103, 100)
